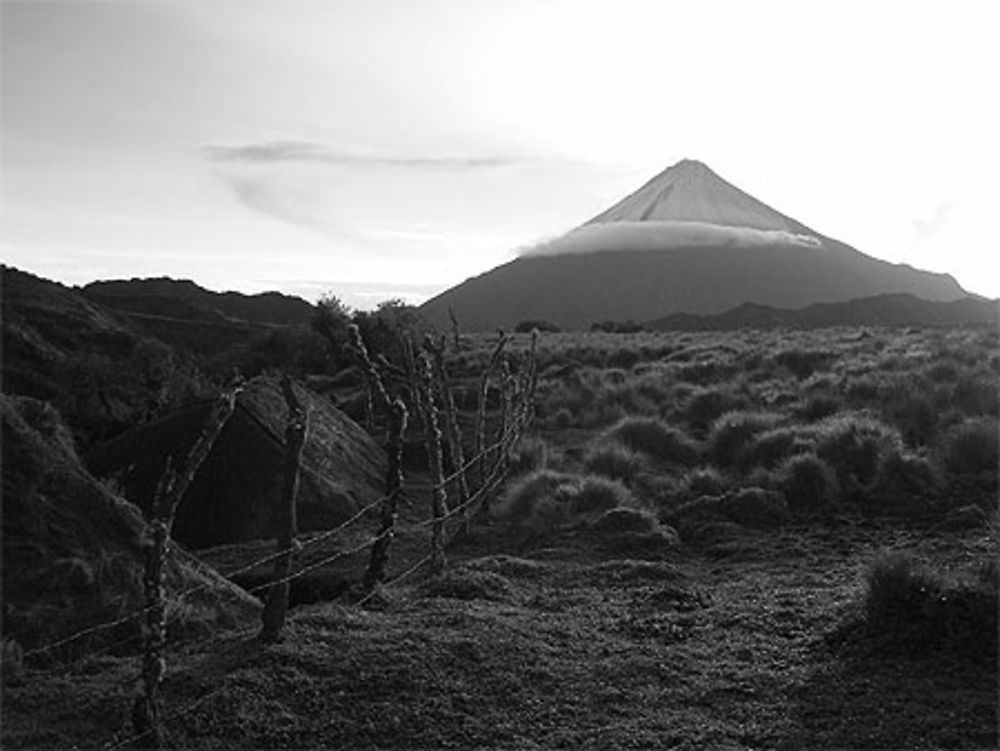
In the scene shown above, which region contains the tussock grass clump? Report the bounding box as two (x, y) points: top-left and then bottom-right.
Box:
(678, 466), (728, 500)
(794, 394), (842, 422)
(951, 374), (998, 416)
(584, 442), (642, 484)
(589, 507), (659, 536)
(937, 417), (998, 476)
(682, 388), (747, 436)
(740, 426), (816, 471)
(862, 551), (998, 659)
(602, 417), (699, 466)
(776, 453), (841, 512)
(493, 470), (635, 531)
(872, 450), (939, 497)
(670, 487), (789, 531)
(707, 411), (784, 468)
(774, 348), (837, 379)
(508, 436), (550, 477)
(493, 470), (581, 525)
(572, 475), (636, 514)
(814, 413), (904, 488)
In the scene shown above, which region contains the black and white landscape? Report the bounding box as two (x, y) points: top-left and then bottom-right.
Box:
(2, 3), (997, 749)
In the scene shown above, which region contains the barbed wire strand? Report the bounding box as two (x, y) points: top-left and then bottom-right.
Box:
(23, 383), (532, 662)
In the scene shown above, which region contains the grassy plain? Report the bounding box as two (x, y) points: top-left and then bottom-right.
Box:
(4, 325), (998, 749)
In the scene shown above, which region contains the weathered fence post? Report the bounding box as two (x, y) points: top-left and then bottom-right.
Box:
(420, 354), (449, 573)
(132, 386), (240, 748)
(131, 459), (174, 749)
(448, 306), (462, 352)
(498, 357), (514, 475)
(260, 376), (307, 644)
(475, 331), (508, 487)
(349, 324), (391, 412)
(362, 397), (408, 590)
(426, 336), (470, 529)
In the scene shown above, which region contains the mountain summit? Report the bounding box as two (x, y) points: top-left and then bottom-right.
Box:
(586, 159), (814, 236)
(419, 160), (968, 330)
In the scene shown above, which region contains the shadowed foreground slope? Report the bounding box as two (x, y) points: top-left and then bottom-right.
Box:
(1, 394), (261, 658)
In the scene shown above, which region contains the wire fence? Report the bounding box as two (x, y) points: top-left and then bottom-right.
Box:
(19, 326), (537, 748)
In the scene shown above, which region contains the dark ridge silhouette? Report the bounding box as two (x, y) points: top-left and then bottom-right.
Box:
(419, 160), (967, 331)
(648, 293), (999, 330)
(83, 276), (314, 325)
(87, 376), (386, 550)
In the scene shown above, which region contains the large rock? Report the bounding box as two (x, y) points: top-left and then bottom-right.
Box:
(88, 376), (387, 549)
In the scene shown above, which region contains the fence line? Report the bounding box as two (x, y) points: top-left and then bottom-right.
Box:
(21, 411), (518, 662)
(26, 327), (538, 742)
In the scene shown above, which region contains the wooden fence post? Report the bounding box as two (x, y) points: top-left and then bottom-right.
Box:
(420, 354), (449, 573)
(474, 331), (508, 487)
(362, 397), (408, 590)
(448, 306), (461, 352)
(426, 336), (470, 529)
(260, 376), (307, 644)
(132, 386), (240, 747)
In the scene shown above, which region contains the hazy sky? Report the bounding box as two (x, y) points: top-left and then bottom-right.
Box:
(2, 0), (997, 307)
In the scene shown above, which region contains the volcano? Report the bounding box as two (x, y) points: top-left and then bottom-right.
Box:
(419, 160), (967, 331)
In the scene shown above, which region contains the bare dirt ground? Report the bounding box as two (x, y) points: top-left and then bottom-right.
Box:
(3, 516), (995, 750)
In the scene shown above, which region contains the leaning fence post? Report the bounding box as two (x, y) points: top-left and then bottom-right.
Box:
(362, 398), (408, 590)
(420, 354), (449, 573)
(260, 376), (307, 644)
(131, 458), (174, 749)
(131, 384), (240, 748)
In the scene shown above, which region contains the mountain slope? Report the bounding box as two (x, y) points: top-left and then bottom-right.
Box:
(649, 293), (999, 330)
(586, 159), (815, 235)
(420, 161), (967, 331)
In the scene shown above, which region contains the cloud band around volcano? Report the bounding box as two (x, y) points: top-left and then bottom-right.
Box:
(519, 221), (824, 258)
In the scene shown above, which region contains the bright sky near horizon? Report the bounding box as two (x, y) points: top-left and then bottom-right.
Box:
(2, 0), (997, 308)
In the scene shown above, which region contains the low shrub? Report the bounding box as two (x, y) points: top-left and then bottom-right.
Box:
(794, 394), (842, 422)
(508, 436), (550, 477)
(602, 417), (699, 467)
(776, 453), (841, 512)
(814, 413), (904, 488)
(589, 507), (659, 536)
(493, 471), (635, 531)
(707, 411), (783, 468)
(863, 551), (998, 659)
(774, 348), (836, 379)
(679, 466), (728, 500)
(493, 470), (581, 524)
(570, 476), (636, 515)
(873, 450), (939, 497)
(584, 442), (642, 484)
(682, 388), (747, 436)
(741, 426), (816, 471)
(938, 417), (999, 476)
(951, 374), (998, 416)
(671, 487), (789, 530)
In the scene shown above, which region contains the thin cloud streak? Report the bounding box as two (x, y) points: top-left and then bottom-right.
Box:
(202, 140), (527, 170)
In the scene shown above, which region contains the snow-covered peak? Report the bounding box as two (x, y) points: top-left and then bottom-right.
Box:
(586, 159), (818, 237)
